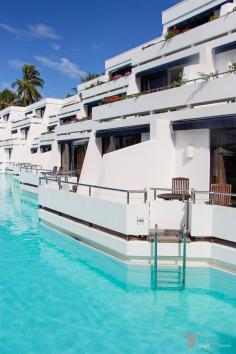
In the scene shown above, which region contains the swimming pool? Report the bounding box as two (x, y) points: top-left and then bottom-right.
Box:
(1, 175), (236, 354)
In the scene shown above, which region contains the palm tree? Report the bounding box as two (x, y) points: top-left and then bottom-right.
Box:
(12, 64), (44, 106)
(0, 89), (17, 110)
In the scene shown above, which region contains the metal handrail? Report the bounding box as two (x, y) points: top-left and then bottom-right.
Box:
(150, 187), (190, 201)
(191, 188), (236, 204)
(39, 177), (148, 204)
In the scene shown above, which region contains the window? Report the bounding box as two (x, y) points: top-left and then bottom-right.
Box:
(110, 65), (132, 79)
(47, 125), (56, 132)
(35, 107), (46, 118)
(40, 145), (52, 153)
(60, 115), (76, 125)
(141, 71), (167, 92)
(211, 128), (236, 193)
(73, 142), (88, 171)
(21, 127), (30, 140)
(167, 66), (184, 86)
(3, 114), (10, 121)
(31, 148), (38, 154)
(102, 134), (141, 155)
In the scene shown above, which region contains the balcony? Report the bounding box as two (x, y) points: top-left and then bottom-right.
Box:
(11, 116), (42, 130)
(55, 119), (92, 142)
(82, 76), (130, 101)
(39, 132), (56, 144)
(93, 74), (236, 121)
(0, 121), (6, 128)
(0, 137), (25, 148)
(39, 186), (149, 236)
(31, 137), (39, 147)
(59, 101), (81, 117)
(133, 11), (236, 66)
(48, 114), (59, 125)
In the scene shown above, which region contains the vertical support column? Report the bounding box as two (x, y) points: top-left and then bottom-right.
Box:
(182, 224), (187, 287)
(152, 224), (158, 290)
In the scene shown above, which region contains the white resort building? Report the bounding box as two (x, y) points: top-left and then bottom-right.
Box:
(1, 0), (236, 269)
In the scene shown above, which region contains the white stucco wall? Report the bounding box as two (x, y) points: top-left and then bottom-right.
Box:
(87, 119), (175, 190)
(174, 129), (210, 191)
(191, 204), (236, 243)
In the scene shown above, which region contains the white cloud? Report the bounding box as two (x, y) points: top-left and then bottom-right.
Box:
(8, 59), (26, 69)
(0, 22), (61, 41)
(51, 43), (60, 51)
(0, 23), (18, 34)
(34, 55), (86, 79)
(28, 24), (61, 40)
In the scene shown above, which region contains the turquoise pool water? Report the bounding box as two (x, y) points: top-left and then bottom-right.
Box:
(1, 175), (236, 354)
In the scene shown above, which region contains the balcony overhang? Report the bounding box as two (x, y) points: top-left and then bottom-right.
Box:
(213, 40), (236, 54)
(136, 54), (199, 78)
(57, 138), (89, 145)
(171, 115), (236, 131)
(96, 124), (150, 138)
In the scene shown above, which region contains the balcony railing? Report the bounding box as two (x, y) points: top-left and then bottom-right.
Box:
(82, 75), (130, 101)
(39, 132), (56, 143)
(93, 70), (236, 121)
(11, 115), (42, 129)
(133, 10), (236, 66)
(55, 119), (92, 141)
(39, 177), (148, 204)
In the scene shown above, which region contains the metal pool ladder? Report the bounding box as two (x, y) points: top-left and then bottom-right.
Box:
(151, 224), (187, 290)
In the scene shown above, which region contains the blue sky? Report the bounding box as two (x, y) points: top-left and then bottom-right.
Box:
(0, 0), (179, 98)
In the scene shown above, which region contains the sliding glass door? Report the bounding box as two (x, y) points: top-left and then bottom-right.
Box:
(210, 129), (236, 192)
(72, 142), (88, 172)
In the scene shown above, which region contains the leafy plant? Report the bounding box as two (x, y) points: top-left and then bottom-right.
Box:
(81, 73), (100, 82)
(229, 63), (236, 72)
(197, 71), (219, 81)
(171, 72), (186, 88)
(85, 79), (105, 90)
(165, 27), (181, 41)
(208, 14), (219, 22)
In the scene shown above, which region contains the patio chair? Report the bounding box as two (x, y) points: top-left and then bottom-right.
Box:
(58, 166), (63, 175)
(210, 183), (232, 207)
(52, 166), (57, 175)
(76, 170), (81, 183)
(172, 177), (189, 195)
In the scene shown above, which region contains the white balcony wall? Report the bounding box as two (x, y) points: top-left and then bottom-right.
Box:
(150, 199), (187, 230)
(174, 129), (210, 191)
(134, 12), (236, 66)
(39, 132), (56, 143)
(190, 204), (236, 243)
(9, 145), (29, 163)
(11, 116), (42, 130)
(162, 0), (233, 29)
(20, 171), (40, 187)
(93, 74), (236, 121)
(105, 48), (138, 71)
(82, 76), (129, 100)
(30, 147), (60, 170)
(58, 102), (81, 117)
(56, 120), (92, 142)
(39, 187), (149, 236)
(77, 75), (106, 92)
